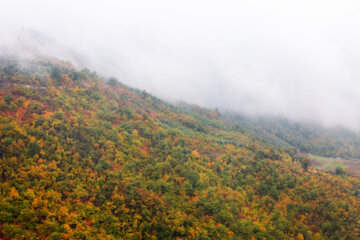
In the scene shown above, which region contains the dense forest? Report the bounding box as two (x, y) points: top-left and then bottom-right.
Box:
(0, 57), (359, 239)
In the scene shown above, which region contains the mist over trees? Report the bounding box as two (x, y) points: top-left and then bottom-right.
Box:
(2, 1), (360, 130)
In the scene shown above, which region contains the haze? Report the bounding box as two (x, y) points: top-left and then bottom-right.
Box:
(1, 0), (360, 130)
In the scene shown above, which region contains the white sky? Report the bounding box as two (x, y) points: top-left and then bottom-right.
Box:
(1, 0), (360, 129)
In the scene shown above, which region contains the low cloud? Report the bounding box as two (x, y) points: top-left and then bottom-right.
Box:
(1, 0), (360, 130)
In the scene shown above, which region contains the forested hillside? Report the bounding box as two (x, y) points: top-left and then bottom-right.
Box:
(0, 57), (359, 239)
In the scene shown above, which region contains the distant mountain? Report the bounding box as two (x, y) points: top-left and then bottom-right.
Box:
(226, 114), (360, 160)
(0, 56), (359, 239)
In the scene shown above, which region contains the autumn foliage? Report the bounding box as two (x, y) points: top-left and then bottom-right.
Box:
(0, 57), (359, 239)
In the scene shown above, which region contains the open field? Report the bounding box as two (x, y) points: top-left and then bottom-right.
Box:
(309, 154), (360, 177)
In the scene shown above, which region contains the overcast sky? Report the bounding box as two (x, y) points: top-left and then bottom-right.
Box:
(1, 0), (360, 130)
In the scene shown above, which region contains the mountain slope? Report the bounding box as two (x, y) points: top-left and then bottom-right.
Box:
(0, 57), (359, 239)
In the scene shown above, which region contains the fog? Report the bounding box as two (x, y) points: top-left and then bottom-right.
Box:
(1, 0), (360, 130)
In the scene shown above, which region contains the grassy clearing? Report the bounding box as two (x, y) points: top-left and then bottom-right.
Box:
(328, 162), (347, 169)
(308, 154), (332, 162)
(308, 154), (360, 177)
